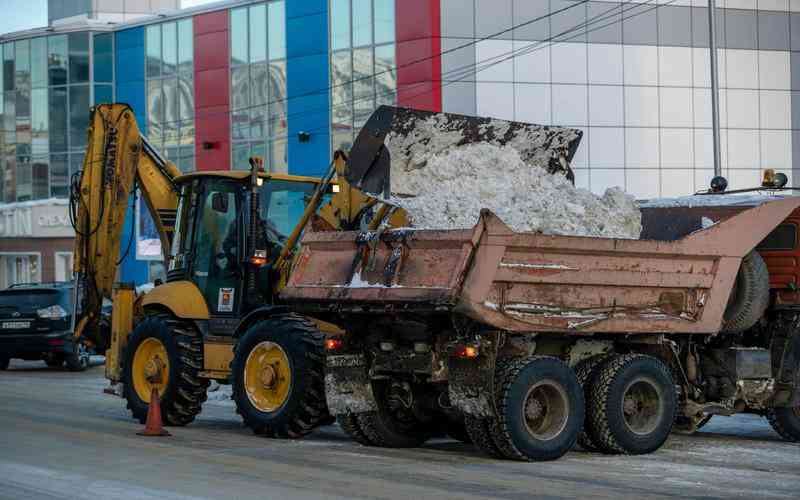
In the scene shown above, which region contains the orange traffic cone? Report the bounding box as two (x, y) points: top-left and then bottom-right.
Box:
(137, 387), (171, 436)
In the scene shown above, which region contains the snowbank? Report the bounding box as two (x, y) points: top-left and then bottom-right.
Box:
(639, 193), (781, 208)
(387, 143), (642, 239)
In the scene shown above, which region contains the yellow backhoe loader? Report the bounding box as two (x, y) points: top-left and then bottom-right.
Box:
(71, 103), (581, 438)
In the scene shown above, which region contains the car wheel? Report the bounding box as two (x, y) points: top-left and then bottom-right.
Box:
(65, 342), (90, 372)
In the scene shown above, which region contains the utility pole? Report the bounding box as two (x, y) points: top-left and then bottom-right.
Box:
(708, 0), (722, 177)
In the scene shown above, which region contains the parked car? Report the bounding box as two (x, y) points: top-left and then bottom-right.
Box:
(0, 282), (97, 371)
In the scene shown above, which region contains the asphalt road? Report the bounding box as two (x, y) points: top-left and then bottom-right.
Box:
(0, 360), (798, 500)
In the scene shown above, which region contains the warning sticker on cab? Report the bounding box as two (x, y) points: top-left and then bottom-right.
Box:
(218, 287), (235, 312)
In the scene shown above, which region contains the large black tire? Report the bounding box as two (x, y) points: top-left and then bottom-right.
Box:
(587, 354), (677, 455)
(231, 314), (329, 438)
(722, 251), (770, 334)
(491, 356), (584, 461)
(464, 415), (505, 458)
(354, 380), (435, 448)
(0, 357), (9, 370)
(122, 315), (209, 426)
(65, 342), (90, 372)
(574, 355), (607, 451)
(337, 413), (375, 446)
(444, 416), (472, 444)
(45, 357), (64, 368)
(766, 407), (800, 442)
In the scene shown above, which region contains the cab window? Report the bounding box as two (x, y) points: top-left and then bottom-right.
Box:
(259, 180), (319, 246)
(757, 223), (797, 251)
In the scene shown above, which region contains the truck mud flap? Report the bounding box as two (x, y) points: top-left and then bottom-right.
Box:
(325, 353), (377, 415)
(447, 333), (501, 419)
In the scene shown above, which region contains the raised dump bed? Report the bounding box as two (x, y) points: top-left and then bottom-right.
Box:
(282, 196), (800, 462)
(283, 197), (800, 335)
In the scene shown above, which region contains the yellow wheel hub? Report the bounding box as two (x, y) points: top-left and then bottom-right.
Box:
(244, 341), (291, 413)
(132, 337), (170, 403)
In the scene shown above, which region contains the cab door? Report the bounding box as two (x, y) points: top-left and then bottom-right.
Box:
(190, 179), (243, 317)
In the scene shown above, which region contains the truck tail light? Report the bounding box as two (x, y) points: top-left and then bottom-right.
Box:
(454, 344), (479, 359)
(325, 338), (344, 351)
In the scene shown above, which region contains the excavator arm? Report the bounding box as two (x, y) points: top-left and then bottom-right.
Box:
(70, 104), (181, 349)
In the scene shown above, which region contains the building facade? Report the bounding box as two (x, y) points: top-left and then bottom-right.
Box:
(0, 0), (797, 286)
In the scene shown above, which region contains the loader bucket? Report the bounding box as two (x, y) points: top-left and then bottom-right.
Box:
(344, 106), (583, 198)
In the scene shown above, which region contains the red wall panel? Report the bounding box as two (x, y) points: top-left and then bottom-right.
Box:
(194, 11), (230, 170)
(395, 0), (441, 112)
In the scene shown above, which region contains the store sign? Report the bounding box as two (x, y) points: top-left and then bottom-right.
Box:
(0, 202), (74, 238)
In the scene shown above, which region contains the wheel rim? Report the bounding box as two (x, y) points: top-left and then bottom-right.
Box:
(132, 337), (170, 403)
(522, 379), (569, 441)
(622, 376), (664, 436)
(243, 341), (292, 413)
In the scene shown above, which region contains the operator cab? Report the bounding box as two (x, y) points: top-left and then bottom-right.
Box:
(166, 170), (330, 323)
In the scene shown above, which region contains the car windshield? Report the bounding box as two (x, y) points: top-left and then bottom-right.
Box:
(0, 289), (63, 309)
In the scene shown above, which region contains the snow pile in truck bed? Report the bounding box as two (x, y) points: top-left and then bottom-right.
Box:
(387, 143), (642, 239)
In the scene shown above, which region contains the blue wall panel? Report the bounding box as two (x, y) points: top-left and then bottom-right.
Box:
(115, 27), (149, 285)
(286, 1), (330, 177)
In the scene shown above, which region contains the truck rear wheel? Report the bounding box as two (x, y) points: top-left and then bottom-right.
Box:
(587, 354), (676, 455)
(122, 315), (209, 425)
(230, 314), (329, 438)
(574, 355), (607, 452)
(492, 356), (584, 461)
(464, 416), (504, 458)
(354, 380), (434, 448)
(337, 413), (375, 445)
(766, 407), (800, 442)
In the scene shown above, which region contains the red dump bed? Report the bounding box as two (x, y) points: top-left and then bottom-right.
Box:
(281, 198), (800, 335)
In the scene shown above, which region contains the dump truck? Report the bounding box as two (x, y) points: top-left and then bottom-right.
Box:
(71, 103), (581, 440)
(280, 156), (800, 460)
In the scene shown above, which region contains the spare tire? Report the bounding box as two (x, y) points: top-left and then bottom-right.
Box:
(722, 251), (769, 334)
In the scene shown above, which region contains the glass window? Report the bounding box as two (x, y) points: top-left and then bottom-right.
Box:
(48, 35), (68, 86)
(353, 0), (373, 47)
(3, 91), (16, 144)
(231, 66), (250, 140)
(353, 47), (374, 127)
(163, 77), (178, 146)
(374, 44), (396, 106)
(50, 153), (68, 197)
(3, 43), (14, 91)
(2, 156), (15, 201)
(32, 156), (48, 199)
(178, 73), (194, 130)
(162, 22), (177, 76)
(94, 84), (113, 105)
(147, 79), (163, 145)
(16, 157), (31, 201)
(69, 85), (90, 150)
(68, 33), (89, 84)
(15, 88), (31, 156)
(31, 88), (48, 155)
(270, 138), (287, 173)
(758, 224), (797, 250)
(15, 40), (30, 90)
(146, 25), (161, 78)
(269, 1), (286, 60)
(232, 142), (250, 170)
(269, 60), (287, 138)
(178, 18), (193, 73)
(231, 7), (248, 65)
(69, 151), (84, 178)
(249, 4), (267, 64)
(332, 0), (351, 51)
(93, 33), (113, 83)
(374, 0), (395, 45)
(31, 38), (47, 88)
(48, 86), (67, 152)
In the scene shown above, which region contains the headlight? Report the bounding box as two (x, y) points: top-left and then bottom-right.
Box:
(37, 305), (67, 319)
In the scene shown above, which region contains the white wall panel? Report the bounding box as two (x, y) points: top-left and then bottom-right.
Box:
(625, 128), (660, 168)
(660, 169), (693, 197)
(475, 40), (514, 82)
(726, 50), (759, 89)
(588, 127), (625, 167)
(514, 83), (551, 124)
(660, 87), (693, 127)
(623, 45), (659, 86)
(727, 129), (760, 168)
(588, 44), (623, 85)
(551, 43), (588, 84)
(624, 86), (659, 127)
(626, 169), (661, 199)
(726, 169), (761, 190)
(590, 169), (626, 195)
(588, 86), (624, 126)
(658, 46), (692, 87)
(726, 89), (759, 128)
(759, 90), (791, 129)
(758, 51), (791, 91)
(760, 130), (792, 171)
(476, 82), (515, 120)
(660, 129), (694, 168)
(552, 84), (588, 126)
(513, 41), (549, 83)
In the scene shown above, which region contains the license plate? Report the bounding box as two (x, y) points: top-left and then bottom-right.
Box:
(2, 321), (30, 329)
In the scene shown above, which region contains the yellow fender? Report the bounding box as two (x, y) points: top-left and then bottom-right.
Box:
(141, 281), (210, 320)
